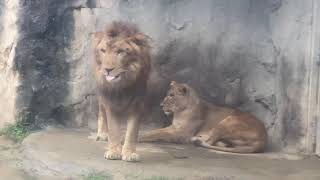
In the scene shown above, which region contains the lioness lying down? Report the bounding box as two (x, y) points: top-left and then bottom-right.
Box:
(139, 81), (268, 153)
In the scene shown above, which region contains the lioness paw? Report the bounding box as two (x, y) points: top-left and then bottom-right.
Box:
(104, 151), (122, 160)
(190, 136), (203, 146)
(122, 152), (140, 162)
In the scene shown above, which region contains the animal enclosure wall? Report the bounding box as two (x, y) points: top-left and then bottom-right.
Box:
(0, 0), (319, 154)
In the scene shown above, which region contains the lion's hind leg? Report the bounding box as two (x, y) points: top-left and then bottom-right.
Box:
(193, 123), (265, 153)
(96, 101), (108, 141)
(191, 128), (222, 147)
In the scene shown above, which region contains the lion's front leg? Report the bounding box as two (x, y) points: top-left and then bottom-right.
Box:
(96, 102), (108, 141)
(104, 111), (122, 160)
(122, 114), (140, 162)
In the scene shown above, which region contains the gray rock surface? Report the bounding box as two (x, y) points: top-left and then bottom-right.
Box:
(0, 0), (20, 128)
(0, 0), (319, 153)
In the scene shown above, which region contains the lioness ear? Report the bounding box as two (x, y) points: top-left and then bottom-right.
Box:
(181, 86), (188, 95)
(170, 81), (176, 86)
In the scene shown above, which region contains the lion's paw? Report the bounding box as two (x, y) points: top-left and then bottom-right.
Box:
(96, 133), (108, 141)
(122, 152), (140, 162)
(104, 150), (122, 160)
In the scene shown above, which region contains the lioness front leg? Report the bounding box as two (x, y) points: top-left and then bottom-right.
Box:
(122, 115), (140, 162)
(96, 101), (108, 141)
(139, 127), (190, 144)
(104, 110), (122, 160)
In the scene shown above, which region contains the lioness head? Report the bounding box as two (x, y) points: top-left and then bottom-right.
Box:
(94, 21), (151, 90)
(161, 81), (198, 115)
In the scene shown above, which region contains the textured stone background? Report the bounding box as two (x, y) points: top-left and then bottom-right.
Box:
(0, 0), (319, 153)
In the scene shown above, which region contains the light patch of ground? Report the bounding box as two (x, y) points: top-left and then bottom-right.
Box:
(1, 127), (320, 180)
(17, 127), (320, 180)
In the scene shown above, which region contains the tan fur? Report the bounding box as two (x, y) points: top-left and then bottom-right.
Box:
(96, 102), (108, 141)
(139, 81), (268, 153)
(93, 21), (151, 162)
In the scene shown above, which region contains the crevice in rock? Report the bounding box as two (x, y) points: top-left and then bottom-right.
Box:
(269, 0), (283, 13)
(68, 93), (96, 108)
(168, 21), (189, 31)
(254, 95), (277, 115)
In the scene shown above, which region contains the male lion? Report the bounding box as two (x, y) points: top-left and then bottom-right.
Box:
(93, 21), (151, 162)
(139, 81), (268, 153)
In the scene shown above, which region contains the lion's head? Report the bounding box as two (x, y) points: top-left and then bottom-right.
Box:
(161, 81), (199, 115)
(94, 21), (151, 91)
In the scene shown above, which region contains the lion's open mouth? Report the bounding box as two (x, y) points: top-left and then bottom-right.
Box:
(105, 74), (121, 82)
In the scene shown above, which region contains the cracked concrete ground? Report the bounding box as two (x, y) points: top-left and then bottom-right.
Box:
(1, 127), (320, 180)
(0, 136), (61, 180)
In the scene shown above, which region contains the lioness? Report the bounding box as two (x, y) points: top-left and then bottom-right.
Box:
(139, 81), (267, 153)
(93, 21), (151, 162)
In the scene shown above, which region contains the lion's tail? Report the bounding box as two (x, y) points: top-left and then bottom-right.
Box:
(195, 140), (263, 154)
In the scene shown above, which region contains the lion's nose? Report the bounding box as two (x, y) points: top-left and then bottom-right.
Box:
(160, 102), (164, 106)
(105, 68), (114, 74)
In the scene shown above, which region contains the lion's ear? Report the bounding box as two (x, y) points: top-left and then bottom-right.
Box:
(170, 81), (176, 86)
(93, 32), (105, 45)
(131, 33), (150, 47)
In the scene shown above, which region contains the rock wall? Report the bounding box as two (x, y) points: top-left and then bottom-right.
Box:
(0, 0), (319, 153)
(0, 0), (19, 128)
(13, 0), (100, 128)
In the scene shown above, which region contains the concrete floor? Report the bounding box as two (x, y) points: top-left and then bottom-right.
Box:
(1, 127), (320, 180)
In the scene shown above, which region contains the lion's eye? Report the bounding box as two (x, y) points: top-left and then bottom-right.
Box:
(116, 49), (125, 54)
(100, 49), (106, 53)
